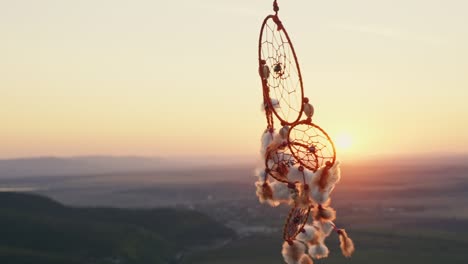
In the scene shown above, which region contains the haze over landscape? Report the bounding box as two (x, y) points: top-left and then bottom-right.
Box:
(0, 155), (467, 263)
(1, 0), (468, 263)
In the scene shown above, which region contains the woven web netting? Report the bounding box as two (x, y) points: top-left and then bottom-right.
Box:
(259, 16), (303, 125)
(283, 206), (311, 241)
(288, 121), (336, 172)
(265, 144), (296, 183)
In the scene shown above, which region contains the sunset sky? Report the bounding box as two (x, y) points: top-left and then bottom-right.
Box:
(1, 0), (467, 160)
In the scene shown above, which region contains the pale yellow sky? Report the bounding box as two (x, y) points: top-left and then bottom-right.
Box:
(1, 0), (467, 160)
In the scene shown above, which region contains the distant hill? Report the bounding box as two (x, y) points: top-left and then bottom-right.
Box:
(0, 192), (235, 264)
(0, 156), (165, 178)
(0, 155), (256, 179)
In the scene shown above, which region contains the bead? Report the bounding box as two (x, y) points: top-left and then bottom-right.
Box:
(274, 63), (282, 73)
(304, 103), (314, 118)
(308, 145), (316, 153)
(279, 126), (289, 139)
(262, 65), (270, 79)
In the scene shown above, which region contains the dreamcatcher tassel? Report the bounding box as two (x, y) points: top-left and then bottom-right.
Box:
(338, 229), (355, 258)
(281, 240), (307, 264)
(296, 225), (317, 244)
(308, 243), (329, 259)
(299, 254), (314, 264)
(256, 1), (353, 261)
(314, 204), (336, 222)
(255, 181), (274, 204)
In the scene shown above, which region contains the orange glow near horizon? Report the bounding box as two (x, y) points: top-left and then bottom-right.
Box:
(1, 0), (468, 160)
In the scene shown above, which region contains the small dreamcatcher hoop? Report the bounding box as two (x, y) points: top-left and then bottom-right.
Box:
(288, 120), (336, 172)
(254, 1), (355, 263)
(265, 142), (295, 183)
(283, 205), (311, 241)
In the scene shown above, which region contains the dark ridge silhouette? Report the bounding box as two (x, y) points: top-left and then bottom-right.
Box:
(0, 192), (235, 264)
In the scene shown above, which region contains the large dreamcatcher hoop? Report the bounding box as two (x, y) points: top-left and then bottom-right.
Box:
(258, 9), (304, 126)
(254, 1), (355, 263)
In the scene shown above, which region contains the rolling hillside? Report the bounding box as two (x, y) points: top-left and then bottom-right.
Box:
(0, 192), (235, 264)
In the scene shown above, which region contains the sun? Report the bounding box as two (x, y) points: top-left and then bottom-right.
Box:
(335, 133), (353, 151)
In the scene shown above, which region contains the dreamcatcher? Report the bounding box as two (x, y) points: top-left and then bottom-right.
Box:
(255, 1), (355, 263)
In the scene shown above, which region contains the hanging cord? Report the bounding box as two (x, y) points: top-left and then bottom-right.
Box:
(273, 0), (279, 15)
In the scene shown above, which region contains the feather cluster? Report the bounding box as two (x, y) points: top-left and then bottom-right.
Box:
(256, 124), (354, 264)
(338, 229), (355, 258)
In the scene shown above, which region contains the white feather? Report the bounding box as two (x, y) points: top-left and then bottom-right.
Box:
(296, 225), (317, 243)
(309, 163), (341, 204)
(285, 166), (314, 183)
(303, 169), (315, 185)
(271, 98), (280, 108)
(270, 181), (291, 201)
(261, 98), (280, 111)
(260, 130), (274, 157)
(327, 161), (341, 187)
(254, 168), (267, 182)
(315, 220), (334, 237)
(299, 254), (313, 264)
(264, 133), (284, 160)
(310, 185), (329, 205)
(287, 166), (303, 182)
(282, 241), (306, 264)
(308, 243), (329, 259)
